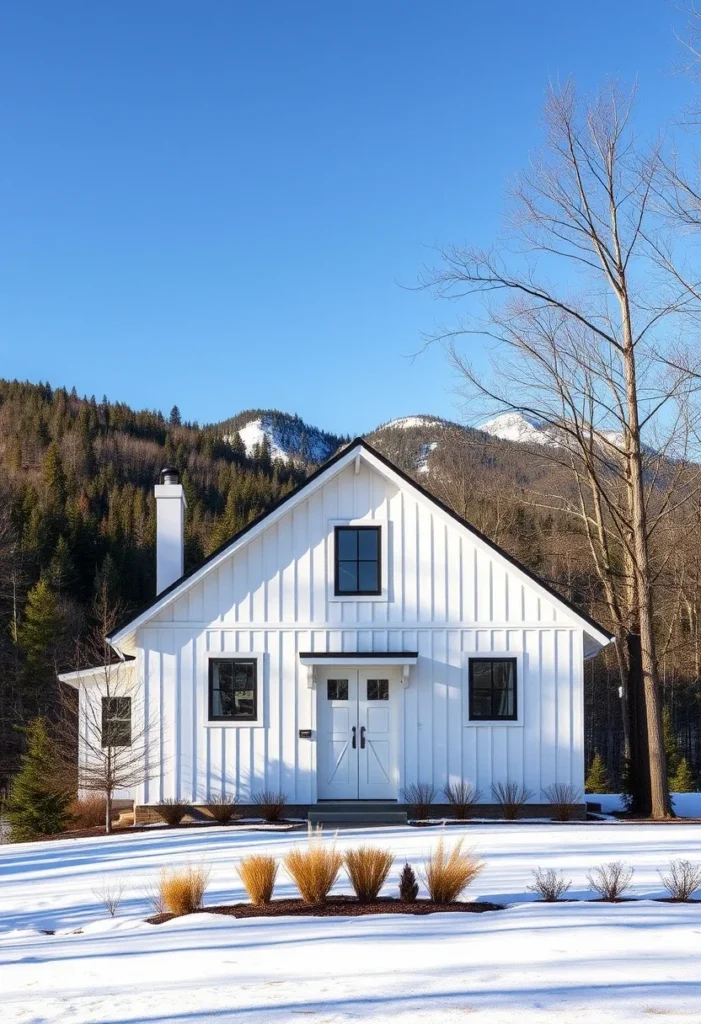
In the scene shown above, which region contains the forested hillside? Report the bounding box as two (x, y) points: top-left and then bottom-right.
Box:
(1, 379), (699, 792)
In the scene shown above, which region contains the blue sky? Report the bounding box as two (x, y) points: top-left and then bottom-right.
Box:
(0, 1), (693, 435)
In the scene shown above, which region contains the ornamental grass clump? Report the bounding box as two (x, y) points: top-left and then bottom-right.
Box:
(491, 781), (534, 820)
(155, 798), (189, 826)
(158, 863), (210, 916)
(587, 861), (633, 901)
(659, 859), (701, 902)
(253, 791), (287, 822)
(421, 836), (483, 904)
(442, 781), (481, 819)
(70, 795), (109, 829)
(542, 783), (582, 822)
(238, 854), (278, 905)
(344, 846), (394, 902)
(284, 825), (343, 905)
(205, 794), (238, 824)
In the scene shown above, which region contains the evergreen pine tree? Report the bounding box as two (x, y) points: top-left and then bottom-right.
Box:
(399, 862), (419, 902)
(5, 718), (73, 840)
(169, 405), (182, 426)
(585, 750), (611, 794)
(670, 757), (695, 793)
(663, 707), (681, 778)
(43, 441), (67, 505)
(18, 575), (67, 715)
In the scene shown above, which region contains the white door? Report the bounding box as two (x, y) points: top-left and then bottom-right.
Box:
(317, 668), (398, 800)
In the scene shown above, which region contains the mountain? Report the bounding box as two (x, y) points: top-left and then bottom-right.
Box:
(219, 410), (345, 465)
(478, 412), (558, 446)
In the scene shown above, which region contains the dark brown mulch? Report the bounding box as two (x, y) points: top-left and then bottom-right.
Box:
(147, 895), (504, 924)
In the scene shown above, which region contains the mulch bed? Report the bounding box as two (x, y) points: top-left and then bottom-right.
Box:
(147, 895), (505, 924)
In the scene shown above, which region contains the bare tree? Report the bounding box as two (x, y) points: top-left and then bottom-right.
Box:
(58, 584), (159, 833)
(423, 81), (701, 818)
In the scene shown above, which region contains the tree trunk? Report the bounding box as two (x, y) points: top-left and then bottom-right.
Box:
(626, 632), (651, 816)
(105, 792), (113, 835)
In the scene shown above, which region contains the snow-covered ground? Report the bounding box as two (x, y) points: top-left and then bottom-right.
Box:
(3, 822), (701, 1023)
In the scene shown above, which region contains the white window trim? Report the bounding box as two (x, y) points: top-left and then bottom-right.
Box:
(463, 651), (524, 728)
(327, 516), (389, 603)
(202, 650), (266, 728)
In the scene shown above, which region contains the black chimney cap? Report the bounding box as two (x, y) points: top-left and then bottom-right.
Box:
(159, 466), (180, 485)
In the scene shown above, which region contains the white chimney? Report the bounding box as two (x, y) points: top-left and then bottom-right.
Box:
(155, 467), (187, 594)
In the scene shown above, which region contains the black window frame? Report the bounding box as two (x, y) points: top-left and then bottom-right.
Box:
(468, 657), (518, 722)
(101, 696), (132, 748)
(208, 657), (259, 723)
(334, 525), (382, 597)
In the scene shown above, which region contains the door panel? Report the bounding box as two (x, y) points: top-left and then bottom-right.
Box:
(317, 674), (358, 799)
(316, 668), (398, 800)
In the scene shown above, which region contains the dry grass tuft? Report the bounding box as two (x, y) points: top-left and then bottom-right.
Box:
(253, 791), (287, 822)
(421, 836), (483, 903)
(402, 782), (436, 820)
(70, 795), (109, 829)
(527, 867), (571, 901)
(491, 781), (534, 819)
(542, 783), (582, 821)
(587, 861), (633, 901)
(92, 877), (125, 916)
(659, 859), (701, 901)
(205, 795), (238, 824)
(238, 854), (278, 905)
(159, 863), (210, 916)
(284, 825), (343, 904)
(155, 799), (189, 826)
(442, 781), (481, 819)
(344, 846), (394, 902)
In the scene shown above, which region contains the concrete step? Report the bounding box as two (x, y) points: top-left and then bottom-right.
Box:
(308, 810), (408, 825)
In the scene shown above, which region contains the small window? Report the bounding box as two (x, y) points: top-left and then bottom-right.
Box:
(209, 658), (258, 721)
(468, 658), (517, 721)
(101, 696), (132, 747)
(327, 679), (349, 700)
(335, 525), (381, 596)
(367, 679), (389, 701)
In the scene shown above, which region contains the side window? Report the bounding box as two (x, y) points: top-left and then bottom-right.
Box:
(468, 658), (517, 721)
(334, 525), (381, 596)
(101, 696), (132, 747)
(209, 658), (258, 722)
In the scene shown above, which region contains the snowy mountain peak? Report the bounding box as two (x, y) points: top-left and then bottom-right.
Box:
(222, 411), (343, 465)
(478, 412), (558, 446)
(381, 415), (447, 431)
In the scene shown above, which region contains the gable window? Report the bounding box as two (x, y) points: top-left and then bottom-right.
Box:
(101, 696), (132, 747)
(468, 658), (517, 721)
(334, 525), (381, 596)
(209, 658), (258, 722)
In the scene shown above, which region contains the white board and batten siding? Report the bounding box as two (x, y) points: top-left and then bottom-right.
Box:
(134, 452), (592, 807)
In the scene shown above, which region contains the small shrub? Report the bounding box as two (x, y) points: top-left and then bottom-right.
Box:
(542, 783), (582, 822)
(284, 825), (343, 904)
(585, 751), (611, 794)
(253, 791), (287, 822)
(70, 795), (108, 829)
(159, 863), (210, 916)
(587, 861), (633, 901)
(155, 798), (189, 826)
(344, 846), (394, 902)
(403, 782), (437, 820)
(442, 780), (481, 819)
(421, 836), (483, 903)
(399, 862), (419, 902)
(670, 758), (695, 794)
(92, 877), (125, 916)
(491, 781), (534, 820)
(205, 794), (238, 824)
(238, 854), (278, 905)
(527, 867), (571, 902)
(659, 859), (701, 901)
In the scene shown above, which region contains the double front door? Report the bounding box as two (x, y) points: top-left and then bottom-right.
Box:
(316, 667), (399, 800)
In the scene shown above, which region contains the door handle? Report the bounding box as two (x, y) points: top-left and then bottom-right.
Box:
(360, 726), (366, 749)
(351, 726), (356, 749)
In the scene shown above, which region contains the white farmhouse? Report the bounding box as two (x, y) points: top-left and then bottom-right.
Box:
(61, 438), (612, 823)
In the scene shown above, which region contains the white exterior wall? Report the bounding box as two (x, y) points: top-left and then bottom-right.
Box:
(131, 460), (586, 805)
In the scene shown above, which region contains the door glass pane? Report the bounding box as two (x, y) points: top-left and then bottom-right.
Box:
(367, 679), (389, 700)
(337, 561), (358, 592)
(327, 679), (349, 700)
(358, 561), (379, 592)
